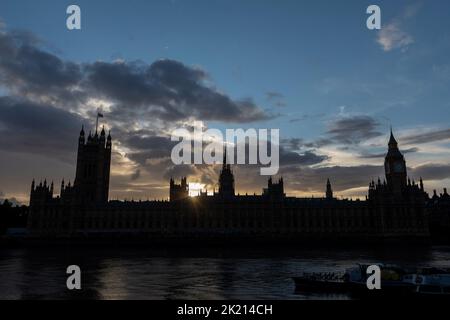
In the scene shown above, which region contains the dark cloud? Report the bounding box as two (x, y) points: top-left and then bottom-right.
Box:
(278, 138), (329, 166)
(289, 113), (326, 123)
(359, 147), (419, 159)
(279, 149), (329, 166)
(125, 135), (176, 164)
(304, 138), (334, 148)
(163, 164), (197, 180)
(229, 139), (328, 167)
(0, 25), (272, 125)
(109, 173), (169, 200)
(199, 172), (217, 186)
(130, 169), (141, 181)
(402, 128), (450, 145)
(302, 115), (383, 148)
(265, 91), (285, 107)
(85, 59), (272, 123)
(0, 29), (82, 104)
(5, 45), (81, 90)
(266, 91), (283, 101)
(281, 138), (304, 151)
(325, 115), (382, 145)
(0, 96), (83, 162)
(410, 163), (450, 181)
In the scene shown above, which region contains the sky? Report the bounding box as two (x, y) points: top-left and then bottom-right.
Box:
(1, 0), (450, 204)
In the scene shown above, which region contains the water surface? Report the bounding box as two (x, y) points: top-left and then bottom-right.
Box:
(1, 245), (449, 299)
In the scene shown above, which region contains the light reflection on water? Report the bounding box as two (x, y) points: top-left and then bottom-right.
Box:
(1, 245), (449, 300)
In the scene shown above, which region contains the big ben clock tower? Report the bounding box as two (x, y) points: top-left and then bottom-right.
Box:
(384, 129), (407, 194)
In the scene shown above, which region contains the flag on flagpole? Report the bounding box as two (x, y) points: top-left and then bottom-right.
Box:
(98, 112), (104, 118)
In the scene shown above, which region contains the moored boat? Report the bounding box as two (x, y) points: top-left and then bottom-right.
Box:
(293, 264), (450, 298)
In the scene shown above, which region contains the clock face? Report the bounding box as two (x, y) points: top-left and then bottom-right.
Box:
(394, 162), (404, 173)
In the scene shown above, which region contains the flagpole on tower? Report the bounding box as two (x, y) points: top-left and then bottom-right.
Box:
(96, 113), (99, 134)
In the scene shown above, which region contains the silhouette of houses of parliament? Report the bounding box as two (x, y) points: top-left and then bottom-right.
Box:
(30, 125), (112, 206)
(27, 125), (450, 241)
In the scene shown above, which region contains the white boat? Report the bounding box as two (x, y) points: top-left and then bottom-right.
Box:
(402, 270), (450, 295)
(294, 264), (450, 297)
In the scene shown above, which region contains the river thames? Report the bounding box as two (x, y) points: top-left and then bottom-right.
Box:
(1, 245), (449, 299)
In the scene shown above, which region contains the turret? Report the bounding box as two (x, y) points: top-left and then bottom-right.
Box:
(326, 178), (333, 199)
(100, 126), (106, 145)
(218, 143), (235, 198)
(169, 177), (189, 201)
(106, 131), (112, 149)
(79, 125), (85, 145)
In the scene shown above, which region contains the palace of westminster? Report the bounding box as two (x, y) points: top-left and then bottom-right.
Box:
(26, 124), (450, 241)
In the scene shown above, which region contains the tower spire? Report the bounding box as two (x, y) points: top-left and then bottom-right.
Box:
(326, 178), (333, 199)
(223, 143), (227, 168)
(388, 127), (398, 148)
(96, 113), (99, 135)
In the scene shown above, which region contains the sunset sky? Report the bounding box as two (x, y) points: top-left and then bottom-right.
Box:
(1, 0), (450, 204)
